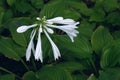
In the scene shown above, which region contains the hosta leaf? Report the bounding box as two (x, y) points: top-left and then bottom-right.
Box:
(0, 7), (5, 25)
(78, 20), (96, 39)
(103, 0), (119, 12)
(91, 26), (113, 55)
(67, 1), (92, 16)
(37, 66), (73, 80)
(22, 71), (37, 80)
(55, 62), (84, 72)
(107, 12), (120, 26)
(41, 35), (53, 61)
(0, 0), (5, 6)
(54, 35), (92, 58)
(100, 39), (120, 68)
(14, 0), (34, 13)
(61, 9), (81, 20)
(2, 9), (13, 23)
(30, 0), (44, 9)
(99, 68), (120, 80)
(73, 74), (88, 80)
(40, 0), (81, 20)
(7, 0), (16, 6)
(89, 9), (105, 22)
(7, 18), (32, 47)
(0, 74), (15, 80)
(0, 37), (24, 61)
(112, 30), (120, 39)
(40, 0), (65, 18)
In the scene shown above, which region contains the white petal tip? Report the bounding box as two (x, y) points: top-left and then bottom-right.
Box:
(17, 27), (26, 33)
(36, 17), (41, 20)
(35, 58), (43, 62)
(75, 22), (80, 25)
(26, 58), (30, 61)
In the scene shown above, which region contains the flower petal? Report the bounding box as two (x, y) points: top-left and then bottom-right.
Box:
(47, 17), (63, 22)
(52, 19), (75, 24)
(34, 26), (43, 62)
(44, 29), (61, 60)
(67, 32), (77, 42)
(17, 24), (37, 33)
(47, 22), (79, 30)
(36, 17), (41, 20)
(47, 17), (79, 25)
(30, 30), (36, 54)
(44, 26), (54, 34)
(46, 22), (79, 42)
(26, 29), (36, 61)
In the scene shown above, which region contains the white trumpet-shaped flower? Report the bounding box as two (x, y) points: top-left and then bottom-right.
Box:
(34, 25), (43, 62)
(17, 16), (79, 62)
(26, 29), (36, 61)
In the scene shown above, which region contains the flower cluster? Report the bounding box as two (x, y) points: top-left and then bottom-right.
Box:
(17, 16), (79, 62)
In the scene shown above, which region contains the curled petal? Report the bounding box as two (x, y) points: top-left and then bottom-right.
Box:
(44, 30), (61, 60)
(34, 26), (43, 62)
(17, 24), (37, 33)
(26, 29), (36, 61)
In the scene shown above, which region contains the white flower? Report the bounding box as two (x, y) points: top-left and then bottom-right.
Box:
(17, 16), (79, 62)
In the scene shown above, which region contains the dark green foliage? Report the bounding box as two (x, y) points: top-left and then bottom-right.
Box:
(36, 66), (73, 80)
(0, 74), (15, 80)
(23, 71), (37, 80)
(0, 0), (120, 80)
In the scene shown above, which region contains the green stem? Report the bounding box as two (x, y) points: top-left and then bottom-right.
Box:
(0, 67), (21, 79)
(89, 58), (97, 74)
(20, 59), (30, 71)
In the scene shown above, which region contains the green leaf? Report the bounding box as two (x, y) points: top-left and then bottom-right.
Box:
(91, 26), (113, 55)
(23, 71), (37, 80)
(41, 35), (53, 61)
(7, 18), (33, 47)
(55, 35), (92, 58)
(55, 62), (85, 72)
(31, 0), (44, 9)
(0, 0), (5, 6)
(107, 12), (120, 26)
(78, 20), (96, 39)
(87, 74), (98, 80)
(73, 74), (88, 80)
(2, 9), (13, 24)
(89, 9), (105, 22)
(67, 1), (92, 16)
(0, 74), (15, 80)
(61, 9), (81, 20)
(99, 68), (120, 80)
(7, 0), (16, 6)
(40, 0), (65, 18)
(112, 30), (120, 39)
(37, 66), (73, 80)
(40, 0), (82, 20)
(0, 37), (22, 61)
(103, 0), (119, 12)
(100, 39), (120, 68)
(0, 7), (5, 25)
(14, 0), (34, 13)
